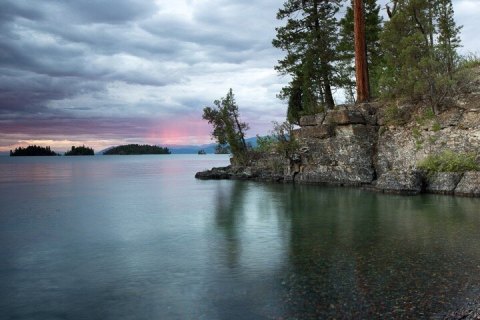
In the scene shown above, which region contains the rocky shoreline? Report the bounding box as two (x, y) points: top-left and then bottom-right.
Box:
(195, 165), (480, 197)
(196, 101), (480, 197)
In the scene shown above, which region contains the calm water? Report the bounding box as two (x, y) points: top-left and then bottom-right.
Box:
(1, 155), (480, 319)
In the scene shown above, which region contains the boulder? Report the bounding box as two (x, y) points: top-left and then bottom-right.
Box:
(425, 172), (463, 194)
(195, 166), (232, 179)
(299, 115), (317, 126)
(455, 172), (480, 196)
(375, 170), (423, 195)
(294, 124), (335, 140)
(299, 113), (326, 126)
(325, 109), (365, 125)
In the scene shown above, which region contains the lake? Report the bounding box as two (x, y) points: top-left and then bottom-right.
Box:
(1, 154), (480, 319)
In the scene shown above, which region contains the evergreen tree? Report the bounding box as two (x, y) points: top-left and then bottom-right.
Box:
(379, 0), (461, 113)
(10, 145), (58, 156)
(103, 144), (170, 155)
(202, 89), (248, 159)
(435, 0), (462, 78)
(65, 145), (95, 156)
(273, 0), (342, 123)
(285, 76), (304, 124)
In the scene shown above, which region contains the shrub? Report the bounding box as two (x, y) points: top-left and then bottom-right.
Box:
(432, 122), (441, 132)
(418, 150), (479, 173)
(256, 135), (277, 153)
(458, 53), (480, 70)
(383, 104), (404, 126)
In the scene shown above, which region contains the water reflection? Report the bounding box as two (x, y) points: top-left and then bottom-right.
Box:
(1, 156), (480, 319)
(207, 182), (480, 318)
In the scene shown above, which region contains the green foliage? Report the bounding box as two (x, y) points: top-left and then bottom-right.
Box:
(412, 127), (422, 140)
(104, 144), (170, 155)
(428, 135), (439, 144)
(256, 135), (277, 153)
(202, 89), (248, 161)
(255, 121), (299, 159)
(432, 122), (441, 132)
(412, 127), (424, 150)
(271, 121), (299, 159)
(379, 0), (462, 113)
(415, 107), (436, 126)
(65, 145), (94, 156)
(273, 0), (341, 122)
(10, 145), (58, 156)
(458, 53), (480, 70)
(418, 150), (479, 173)
(214, 145), (230, 154)
(423, 108), (435, 120)
(383, 105), (403, 125)
(452, 53), (480, 94)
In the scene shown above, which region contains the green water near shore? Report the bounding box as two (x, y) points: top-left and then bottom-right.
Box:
(0, 155), (479, 319)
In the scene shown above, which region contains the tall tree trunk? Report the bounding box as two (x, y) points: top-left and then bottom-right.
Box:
(233, 114), (247, 150)
(322, 69), (335, 109)
(354, 0), (369, 103)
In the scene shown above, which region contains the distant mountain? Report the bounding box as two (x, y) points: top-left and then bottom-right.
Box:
(96, 147), (113, 155)
(168, 137), (258, 154)
(169, 144), (216, 154)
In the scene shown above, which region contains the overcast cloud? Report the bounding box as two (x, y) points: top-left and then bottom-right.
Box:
(0, 0), (478, 151)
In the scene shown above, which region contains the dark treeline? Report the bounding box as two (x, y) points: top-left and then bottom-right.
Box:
(103, 144), (171, 155)
(10, 145), (58, 156)
(64, 145), (94, 156)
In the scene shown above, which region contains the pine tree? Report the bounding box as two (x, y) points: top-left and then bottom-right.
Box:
(273, 0), (342, 123)
(203, 89), (248, 159)
(379, 0), (461, 113)
(435, 0), (461, 78)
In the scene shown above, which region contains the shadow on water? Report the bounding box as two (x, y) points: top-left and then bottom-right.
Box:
(206, 181), (287, 319)
(210, 182), (480, 319)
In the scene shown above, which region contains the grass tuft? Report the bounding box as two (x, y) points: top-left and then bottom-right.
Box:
(418, 150), (479, 173)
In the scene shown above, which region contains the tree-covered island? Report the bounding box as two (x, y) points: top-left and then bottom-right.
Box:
(10, 145), (58, 156)
(103, 144), (171, 155)
(64, 145), (94, 156)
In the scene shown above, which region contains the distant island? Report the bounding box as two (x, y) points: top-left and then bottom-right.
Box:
(10, 145), (58, 156)
(103, 144), (171, 155)
(65, 145), (94, 156)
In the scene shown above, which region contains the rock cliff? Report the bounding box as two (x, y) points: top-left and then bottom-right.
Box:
(196, 69), (480, 196)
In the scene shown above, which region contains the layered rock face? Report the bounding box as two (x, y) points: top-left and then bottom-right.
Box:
(196, 101), (480, 196)
(291, 106), (377, 186)
(290, 102), (480, 195)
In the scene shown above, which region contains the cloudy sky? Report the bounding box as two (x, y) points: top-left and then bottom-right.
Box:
(1, 0), (479, 152)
